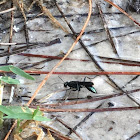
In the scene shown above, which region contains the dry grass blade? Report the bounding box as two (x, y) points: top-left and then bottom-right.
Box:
(14, 0), (27, 21)
(6, 1), (14, 63)
(0, 6), (16, 14)
(0, 0), (6, 5)
(0, 43), (16, 45)
(47, 129), (55, 140)
(14, 134), (23, 140)
(37, 1), (68, 33)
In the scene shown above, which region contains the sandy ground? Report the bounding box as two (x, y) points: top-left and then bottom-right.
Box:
(0, 0), (140, 140)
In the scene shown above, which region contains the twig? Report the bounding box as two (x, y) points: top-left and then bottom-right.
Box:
(0, 38), (61, 57)
(0, 6), (16, 14)
(67, 103), (103, 136)
(101, 61), (140, 67)
(40, 124), (72, 140)
(39, 106), (140, 112)
(0, 0), (6, 5)
(96, 1), (119, 57)
(0, 43), (16, 45)
(34, 88), (140, 107)
(51, 115), (83, 140)
(89, 30), (140, 47)
(123, 75), (139, 87)
(19, 53), (90, 62)
(97, 55), (140, 64)
(126, 131), (140, 140)
(19, 53), (140, 67)
(19, 71), (140, 75)
(6, 1), (14, 63)
(37, 0), (68, 33)
(0, 70), (140, 75)
(14, 0), (30, 47)
(4, 120), (17, 140)
(104, 0), (140, 26)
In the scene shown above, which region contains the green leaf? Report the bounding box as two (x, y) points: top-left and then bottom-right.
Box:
(1, 105), (50, 122)
(0, 65), (11, 72)
(4, 114), (50, 121)
(32, 106), (39, 119)
(0, 76), (20, 84)
(33, 116), (51, 121)
(9, 66), (35, 80)
(32, 107), (50, 121)
(3, 113), (33, 120)
(0, 105), (14, 115)
(7, 106), (33, 114)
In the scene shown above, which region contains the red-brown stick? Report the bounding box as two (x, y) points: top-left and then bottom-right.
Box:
(33, 88), (140, 107)
(19, 53), (90, 62)
(0, 70), (140, 75)
(19, 53), (140, 67)
(17, 71), (140, 75)
(39, 106), (140, 112)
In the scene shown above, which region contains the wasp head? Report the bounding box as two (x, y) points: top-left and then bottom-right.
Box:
(64, 82), (68, 87)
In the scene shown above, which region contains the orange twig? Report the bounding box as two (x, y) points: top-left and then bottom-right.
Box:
(26, 0), (92, 106)
(4, 121), (17, 140)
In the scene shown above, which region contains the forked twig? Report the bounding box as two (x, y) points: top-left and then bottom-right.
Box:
(51, 115), (83, 140)
(37, 0), (68, 33)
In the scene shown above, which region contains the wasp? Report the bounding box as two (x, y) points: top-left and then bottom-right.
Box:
(64, 77), (96, 93)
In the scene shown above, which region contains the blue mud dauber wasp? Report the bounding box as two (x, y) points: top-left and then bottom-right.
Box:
(61, 77), (96, 94)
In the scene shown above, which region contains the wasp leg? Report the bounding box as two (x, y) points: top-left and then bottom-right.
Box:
(64, 89), (73, 101)
(76, 82), (81, 91)
(83, 77), (87, 82)
(83, 76), (93, 82)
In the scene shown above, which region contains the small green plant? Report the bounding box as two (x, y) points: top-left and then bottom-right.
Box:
(0, 65), (50, 131)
